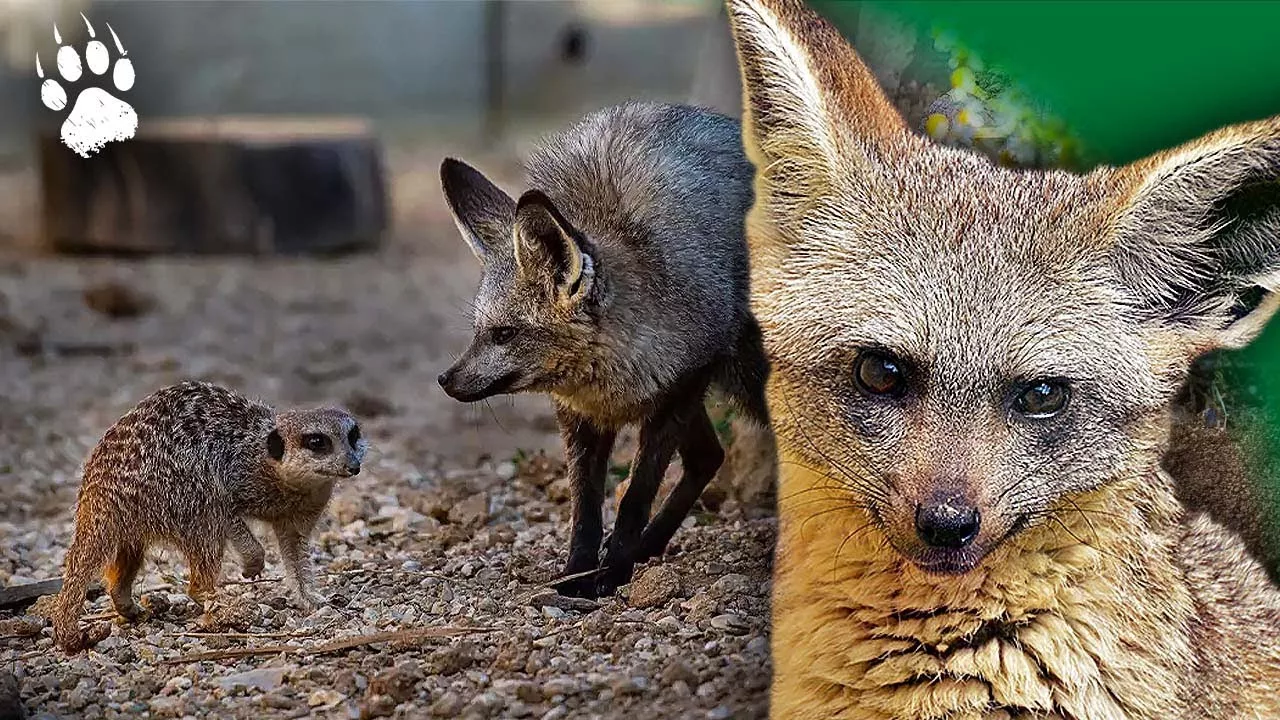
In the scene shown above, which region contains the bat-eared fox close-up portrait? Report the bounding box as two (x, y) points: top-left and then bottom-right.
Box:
(1, 0), (1278, 718)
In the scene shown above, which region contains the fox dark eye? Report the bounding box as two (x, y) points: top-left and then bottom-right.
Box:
(490, 326), (519, 345)
(347, 425), (361, 447)
(854, 351), (906, 397)
(1014, 381), (1070, 418)
(302, 433), (332, 454)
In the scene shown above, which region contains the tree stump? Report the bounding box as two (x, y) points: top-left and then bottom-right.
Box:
(38, 116), (389, 255)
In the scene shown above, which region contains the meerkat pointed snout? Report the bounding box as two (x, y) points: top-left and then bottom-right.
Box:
(52, 381), (365, 653)
(267, 409), (367, 483)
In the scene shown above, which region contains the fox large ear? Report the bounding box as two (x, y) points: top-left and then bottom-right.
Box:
(1106, 117), (1280, 353)
(724, 0), (909, 191)
(513, 190), (594, 305)
(440, 157), (517, 263)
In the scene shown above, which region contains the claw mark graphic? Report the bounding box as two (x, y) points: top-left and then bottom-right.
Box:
(37, 16), (138, 157)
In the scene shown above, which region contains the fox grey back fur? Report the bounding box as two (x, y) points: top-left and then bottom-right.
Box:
(439, 101), (766, 425)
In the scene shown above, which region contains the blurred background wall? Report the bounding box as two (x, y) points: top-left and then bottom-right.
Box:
(0, 0), (730, 166)
(0, 0), (767, 470)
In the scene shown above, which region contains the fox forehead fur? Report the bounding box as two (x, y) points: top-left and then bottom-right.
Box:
(725, 0), (1280, 717)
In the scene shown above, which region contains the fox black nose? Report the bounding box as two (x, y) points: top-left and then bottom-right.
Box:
(915, 501), (981, 549)
(437, 368), (455, 389)
(345, 462), (361, 476)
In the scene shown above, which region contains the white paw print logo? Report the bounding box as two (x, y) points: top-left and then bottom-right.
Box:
(36, 15), (138, 158)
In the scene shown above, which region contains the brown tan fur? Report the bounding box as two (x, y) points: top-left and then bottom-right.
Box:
(1167, 404), (1280, 581)
(52, 381), (366, 653)
(723, 0), (1280, 717)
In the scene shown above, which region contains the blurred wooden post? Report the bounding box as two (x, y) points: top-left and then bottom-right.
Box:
(38, 116), (388, 256)
(483, 0), (507, 143)
(688, 4), (742, 118)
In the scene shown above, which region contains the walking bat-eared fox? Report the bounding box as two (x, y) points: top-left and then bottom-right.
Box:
(723, 0), (1280, 717)
(437, 102), (769, 598)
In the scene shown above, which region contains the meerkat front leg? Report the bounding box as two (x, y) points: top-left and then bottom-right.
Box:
(229, 518), (266, 579)
(272, 520), (324, 612)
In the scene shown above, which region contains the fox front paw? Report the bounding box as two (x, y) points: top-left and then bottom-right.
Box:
(594, 561), (636, 598)
(554, 553), (604, 599)
(553, 574), (600, 600)
(595, 537), (638, 597)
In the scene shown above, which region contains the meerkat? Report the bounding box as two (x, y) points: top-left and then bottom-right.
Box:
(51, 380), (367, 653)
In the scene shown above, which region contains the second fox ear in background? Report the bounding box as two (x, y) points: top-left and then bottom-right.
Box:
(1105, 118), (1280, 353)
(439, 157), (517, 263)
(513, 189), (594, 304)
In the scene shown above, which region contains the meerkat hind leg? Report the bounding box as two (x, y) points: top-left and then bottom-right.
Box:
(183, 542), (225, 609)
(104, 542), (146, 622)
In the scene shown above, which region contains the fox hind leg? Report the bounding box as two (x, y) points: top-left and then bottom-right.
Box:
(597, 384), (708, 597)
(636, 404), (724, 563)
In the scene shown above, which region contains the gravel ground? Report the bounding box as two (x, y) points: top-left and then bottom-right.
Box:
(0, 133), (776, 720)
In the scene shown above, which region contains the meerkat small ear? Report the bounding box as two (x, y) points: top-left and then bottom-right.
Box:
(267, 429), (285, 461)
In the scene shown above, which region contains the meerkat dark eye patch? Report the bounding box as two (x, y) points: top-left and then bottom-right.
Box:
(347, 424), (361, 447)
(302, 433), (333, 454)
(267, 429), (285, 461)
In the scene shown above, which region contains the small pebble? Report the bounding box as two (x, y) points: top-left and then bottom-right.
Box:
(709, 614), (750, 635)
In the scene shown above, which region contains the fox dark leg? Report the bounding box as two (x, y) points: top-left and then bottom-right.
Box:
(636, 404), (725, 563)
(552, 401), (617, 599)
(597, 381), (709, 597)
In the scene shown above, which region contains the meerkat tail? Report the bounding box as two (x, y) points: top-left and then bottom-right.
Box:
(52, 526), (111, 653)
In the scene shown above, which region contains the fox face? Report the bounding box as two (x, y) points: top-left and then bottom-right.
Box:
(437, 158), (600, 403)
(727, 0), (1280, 574)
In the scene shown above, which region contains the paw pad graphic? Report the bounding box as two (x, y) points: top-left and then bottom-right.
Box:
(37, 14), (137, 158)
